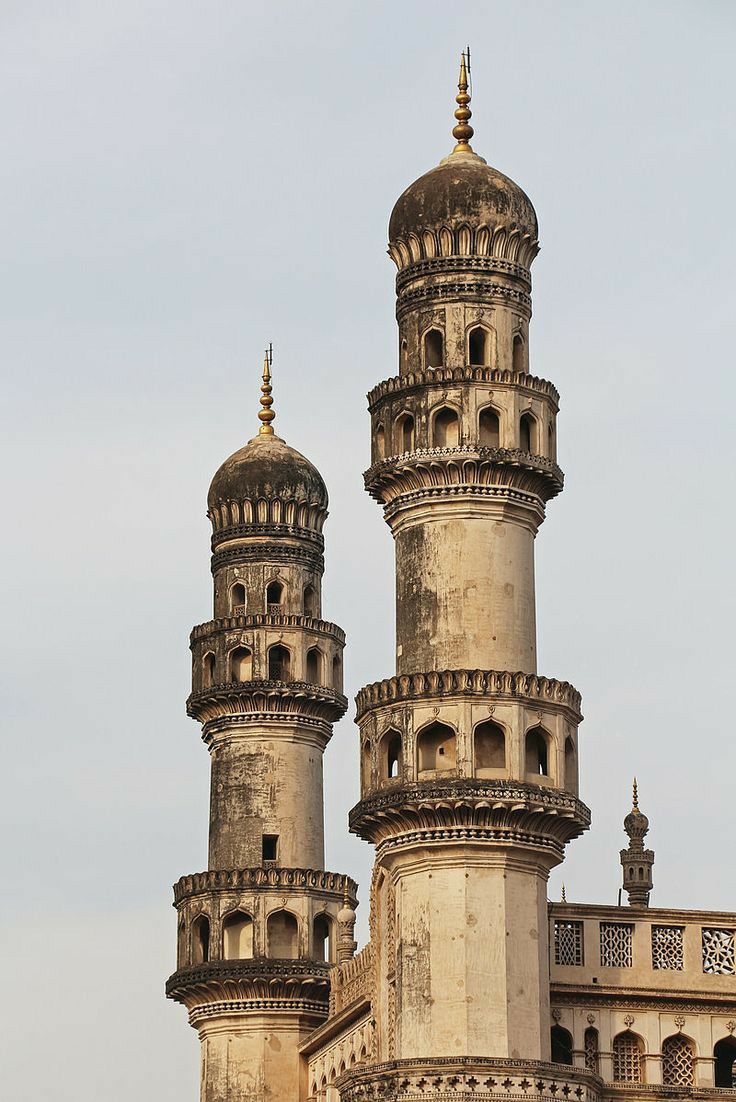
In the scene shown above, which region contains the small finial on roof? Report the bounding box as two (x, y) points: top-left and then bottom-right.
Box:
(451, 48), (475, 155)
(561, 882), (567, 903)
(343, 875), (350, 908)
(258, 342), (275, 436)
(632, 776), (639, 811)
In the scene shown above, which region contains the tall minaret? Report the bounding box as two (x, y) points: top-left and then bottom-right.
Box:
(167, 354), (357, 1102)
(348, 56), (591, 1084)
(621, 778), (654, 906)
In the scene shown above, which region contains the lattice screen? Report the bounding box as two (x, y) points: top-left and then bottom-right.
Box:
(612, 1033), (642, 1082)
(600, 922), (633, 967)
(662, 1035), (694, 1086)
(702, 928), (736, 975)
(554, 920), (584, 966)
(584, 1028), (599, 1073)
(651, 925), (684, 970)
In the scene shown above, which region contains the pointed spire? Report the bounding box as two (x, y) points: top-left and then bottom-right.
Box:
(451, 48), (475, 155)
(343, 875), (350, 908)
(632, 776), (639, 811)
(560, 882), (567, 903)
(258, 343), (275, 436)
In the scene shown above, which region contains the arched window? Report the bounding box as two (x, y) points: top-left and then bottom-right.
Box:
(380, 728), (403, 782)
(584, 1027), (599, 1073)
(267, 909), (299, 958)
(229, 646), (252, 683)
(266, 579), (284, 612)
(424, 328), (444, 368)
(612, 1031), (644, 1083)
(479, 407), (500, 448)
(564, 737), (578, 795)
(474, 720), (506, 776)
(432, 407), (460, 448)
(551, 1025), (573, 1065)
(268, 643), (290, 681)
(662, 1035), (695, 1087)
(417, 721), (456, 777)
(222, 911), (254, 960)
(191, 914), (210, 964)
(525, 726), (550, 778)
(375, 423), (386, 460)
(520, 412), (537, 453)
(303, 584), (317, 618)
(395, 412), (415, 453)
(202, 651), (216, 688)
(306, 647), (322, 685)
(313, 914), (332, 962)
(469, 326), (491, 366)
(714, 1037), (736, 1087)
(229, 582), (246, 614)
(512, 332), (525, 374)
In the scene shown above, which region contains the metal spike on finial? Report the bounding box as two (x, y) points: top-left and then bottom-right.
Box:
(258, 342), (275, 435)
(561, 882), (567, 903)
(632, 776), (639, 811)
(343, 875), (350, 908)
(451, 47), (474, 155)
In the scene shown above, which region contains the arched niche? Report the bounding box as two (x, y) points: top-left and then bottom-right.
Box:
(267, 643), (290, 681)
(432, 406), (460, 448)
(379, 728), (403, 782)
(267, 909), (299, 958)
(306, 646), (323, 685)
(525, 725), (551, 780)
(474, 719), (506, 777)
(520, 411), (537, 454)
(479, 406), (500, 448)
(191, 914), (210, 964)
(551, 1025), (573, 1065)
(417, 721), (456, 778)
(229, 645), (252, 683)
(313, 913), (333, 962)
(222, 910), (254, 960)
(424, 328), (444, 368)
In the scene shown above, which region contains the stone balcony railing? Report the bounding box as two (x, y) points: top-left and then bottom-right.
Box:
(173, 867), (357, 905)
(329, 944), (374, 1015)
(368, 366), (559, 409)
(190, 612), (346, 644)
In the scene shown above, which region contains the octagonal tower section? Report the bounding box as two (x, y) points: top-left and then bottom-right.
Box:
(167, 373), (356, 1102)
(349, 60), (592, 1095)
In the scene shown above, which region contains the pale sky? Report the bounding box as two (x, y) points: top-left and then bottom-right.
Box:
(2, 2), (735, 1099)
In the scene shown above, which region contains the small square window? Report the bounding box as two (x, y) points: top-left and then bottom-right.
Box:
(262, 835), (279, 862)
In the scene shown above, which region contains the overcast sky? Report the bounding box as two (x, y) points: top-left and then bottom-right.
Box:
(2, 2), (735, 1099)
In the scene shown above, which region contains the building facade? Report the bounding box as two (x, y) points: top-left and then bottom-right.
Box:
(167, 59), (736, 1101)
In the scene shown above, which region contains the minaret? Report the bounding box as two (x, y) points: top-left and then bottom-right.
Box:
(620, 778), (654, 906)
(348, 56), (591, 1086)
(167, 353), (357, 1102)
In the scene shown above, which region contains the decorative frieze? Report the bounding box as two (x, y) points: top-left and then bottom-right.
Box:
(368, 365), (559, 411)
(166, 958), (331, 1014)
(174, 867), (357, 906)
(187, 680), (347, 724)
(191, 613), (346, 645)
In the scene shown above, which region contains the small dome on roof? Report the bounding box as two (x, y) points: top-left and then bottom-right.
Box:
(208, 434), (328, 515)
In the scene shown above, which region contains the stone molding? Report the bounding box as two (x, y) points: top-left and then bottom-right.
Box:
(395, 253), (533, 288)
(368, 365), (559, 410)
(336, 1057), (600, 1102)
(349, 779), (591, 850)
(190, 613), (346, 646)
(364, 447), (564, 508)
(166, 958), (331, 1013)
(211, 542), (324, 574)
(396, 279), (532, 321)
(208, 500), (327, 540)
(388, 220), (540, 271)
(187, 680), (348, 724)
(355, 669), (583, 722)
(551, 985), (736, 1014)
(173, 867), (358, 906)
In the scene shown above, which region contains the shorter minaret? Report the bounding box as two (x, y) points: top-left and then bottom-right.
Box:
(620, 778), (654, 906)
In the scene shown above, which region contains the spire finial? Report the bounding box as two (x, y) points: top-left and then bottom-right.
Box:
(561, 882), (567, 903)
(451, 48), (474, 155)
(632, 776), (639, 811)
(258, 342), (275, 436)
(343, 875), (350, 907)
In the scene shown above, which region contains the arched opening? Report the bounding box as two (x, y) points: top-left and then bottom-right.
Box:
(267, 643), (291, 681)
(267, 909), (299, 958)
(332, 653), (342, 692)
(230, 582), (246, 614)
(551, 1025), (573, 1066)
(375, 423), (385, 460)
(191, 914), (210, 964)
(400, 337), (408, 370)
(662, 1035), (695, 1087)
(564, 737), (578, 795)
(306, 647), (322, 685)
(424, 328), (444, 368)
(395, 412), (415, 453)
(474, 719), (506, 776)
(432, 407), (460, 448)
(714, 1037), (736, 1087)
(362, 740), (372, 787)
(303, 584), (317, 618)
(266, 579), (284, 612)
(222, 910), (254, 960)
(313, 913), (332, 962)
(612, 1031), (644, 1083)
(525, 726), (550, 778)
(417, 721), (456, 778)
(520, 412), (537, 453)
(469, 326), (491, 366)
(479, 407), (500, 448)
(548, 421), (555, 458)
(380, 728), (403, 782)
(202, 651), (216, 689)
(512, 332), (525, 374)
(229, 646), (252, 683)
(584, 1027), (599, 1073)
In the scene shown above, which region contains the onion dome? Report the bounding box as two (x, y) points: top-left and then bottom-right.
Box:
(388, 53), (539, 267)
(207, 352), (328, 536)
(623, 778), (650, 844)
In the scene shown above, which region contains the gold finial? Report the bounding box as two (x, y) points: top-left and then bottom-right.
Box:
(561, 882), (567, 903)
(632, 776), (639, 811)
(258, 342), (275, 436)
(343, 876), (350, 907)
(451, 48), (474, 155)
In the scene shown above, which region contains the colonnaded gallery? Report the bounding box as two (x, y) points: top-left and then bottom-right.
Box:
(166, 58), (736, 1101)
